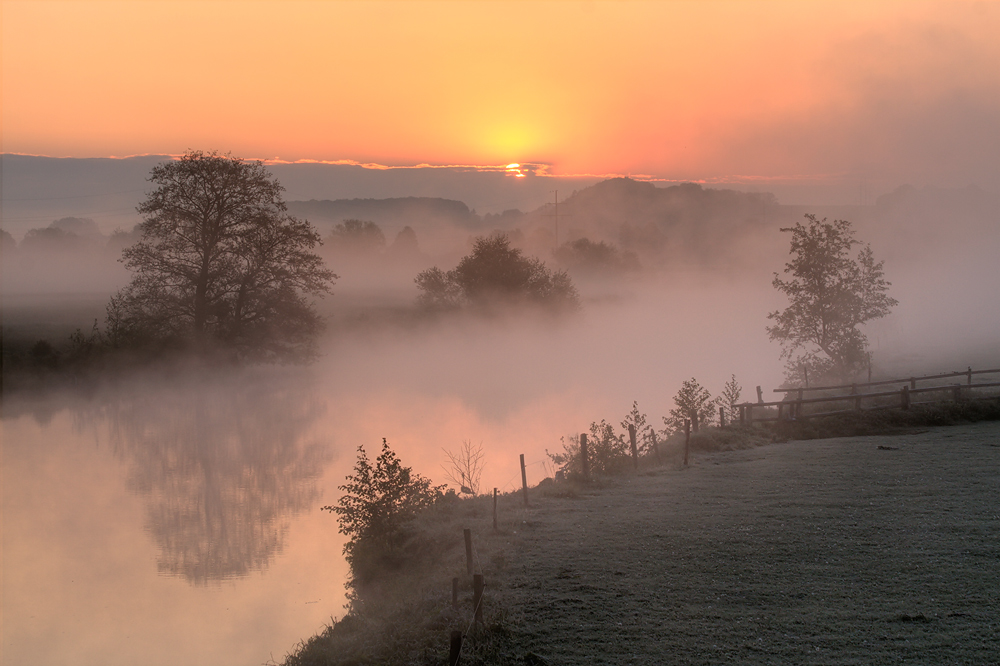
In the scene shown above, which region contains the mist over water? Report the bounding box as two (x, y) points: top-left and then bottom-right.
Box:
(3, 173), (999, 666)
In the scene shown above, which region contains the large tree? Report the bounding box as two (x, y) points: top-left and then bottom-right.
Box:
(107, 151), (336, 362)
(415, 232), (579, 311)
(767, 214), (897, 383)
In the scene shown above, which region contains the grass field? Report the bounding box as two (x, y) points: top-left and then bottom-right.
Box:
(283, 420), (1000, 665)
(500, 421), (1000, 665)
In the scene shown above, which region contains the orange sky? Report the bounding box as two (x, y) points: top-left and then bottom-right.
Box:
(2, 1), (998, 186)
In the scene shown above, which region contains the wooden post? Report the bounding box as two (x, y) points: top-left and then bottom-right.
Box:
(747, 404), (754, 425)
(580, 433), (590, 480)
(464, 528), (473, 575)
(968, 366), (973, 386)
(756, 385), (763, 403)
(449, 630), (463, 666)
(719, 405), (725, 427)
(473, 574), (484, 624)
(901, 385), (910, 410)
(492, 488), (498, 532)
(777, 402), (784, 421)
(452, 577), (459, 610)
(628, 424), (638, 470)
(683, 419), (691, 467)
(519, 454), (528, 507)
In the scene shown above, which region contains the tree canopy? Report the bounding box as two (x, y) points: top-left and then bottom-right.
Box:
(767, 214), (897, 383)
(415, 232), (579, 311)
(107, 151), (336, 362)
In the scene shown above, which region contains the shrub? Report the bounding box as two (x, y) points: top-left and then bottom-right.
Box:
(322, 439), (443, 584)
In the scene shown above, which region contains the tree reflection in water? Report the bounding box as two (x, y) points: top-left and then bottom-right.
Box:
(103, 372), (329, 585)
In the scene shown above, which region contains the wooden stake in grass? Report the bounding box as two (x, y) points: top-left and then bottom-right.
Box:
(464, 528), (473, 575)
(449, 630), (462, 666)
(519, 454), (529, 507)
(473, 574), (485, 624)
(684, 419), (691, 467)
(492, 488), (498, 532)
(580, 433), (590, 480)
(628, 424), (638, 470)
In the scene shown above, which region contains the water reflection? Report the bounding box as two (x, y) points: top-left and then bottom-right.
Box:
(97, 371), (330, 584)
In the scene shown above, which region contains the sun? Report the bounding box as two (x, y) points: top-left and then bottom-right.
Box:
(505, 163), (527, 178)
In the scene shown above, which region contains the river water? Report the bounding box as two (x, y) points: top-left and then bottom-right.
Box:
(3, 275), (991, 665)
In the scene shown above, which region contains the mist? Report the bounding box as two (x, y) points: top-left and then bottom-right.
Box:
(3, 163), (999, 666)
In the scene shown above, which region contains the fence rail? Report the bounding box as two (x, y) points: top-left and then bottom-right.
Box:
(737, 365), (1000, 423)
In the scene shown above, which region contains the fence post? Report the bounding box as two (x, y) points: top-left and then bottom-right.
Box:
(628, 424), (638, 470)
(777, 402), (784, 421)
(449, 630), (463, 666)
(492, 488), (498, 532)
(464, 528), (473, 575)
(452, 577), (459, 610)
(747, 404), (754, 425)
(901, 385), (910, 410)
(580, 433), (590, 480)
(519, 454), (528, 507)
(683, 419), (691, 467)
(756, 386), (763, 403)
(719, 405), (725, 427)
(967, 366), (973, 386)
(473, 574), (484, 624)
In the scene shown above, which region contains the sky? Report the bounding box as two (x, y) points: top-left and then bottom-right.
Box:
(2, 1), (999, 195)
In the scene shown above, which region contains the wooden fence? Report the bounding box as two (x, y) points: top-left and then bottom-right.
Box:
(737, 366), (1000, 423)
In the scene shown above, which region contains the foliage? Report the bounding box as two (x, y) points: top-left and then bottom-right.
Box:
(720, 374), (743, 423)
(553, 237), (640, 275)
(107, 151), (336, 363)
(664, 377), (719, 433)
(415, 232), (580, 311)
(322, 439), (443, 582)
(442, 439), (486, 495)
(620, 400), (656, 454)
(767, 214), (897, 383)
(328, 219), (386, 255)
(548, 420), (629, 476)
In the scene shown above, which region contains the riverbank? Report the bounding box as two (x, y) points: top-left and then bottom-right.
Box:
(280, 413), (1000, 665)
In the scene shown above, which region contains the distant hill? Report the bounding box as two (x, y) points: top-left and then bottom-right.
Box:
(287, 197), (481, 236)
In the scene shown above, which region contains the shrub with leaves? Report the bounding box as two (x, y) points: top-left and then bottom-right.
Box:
(548, 419), (629, 477)
(663, 378), (719, 433)
(322, 439), (443, 582)
(720, 375), (743, 424)
(620, 400), (656, 454)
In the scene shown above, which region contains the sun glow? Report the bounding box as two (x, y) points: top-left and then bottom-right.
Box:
(505, 163), (526, 178)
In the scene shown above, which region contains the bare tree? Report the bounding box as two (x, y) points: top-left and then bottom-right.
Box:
(442, 440), (485, 495)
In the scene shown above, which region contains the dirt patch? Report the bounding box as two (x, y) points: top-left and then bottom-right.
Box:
(500, 422), (1000, 664)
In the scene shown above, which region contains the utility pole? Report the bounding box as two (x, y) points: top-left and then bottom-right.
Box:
(545, 190), (571, 250)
